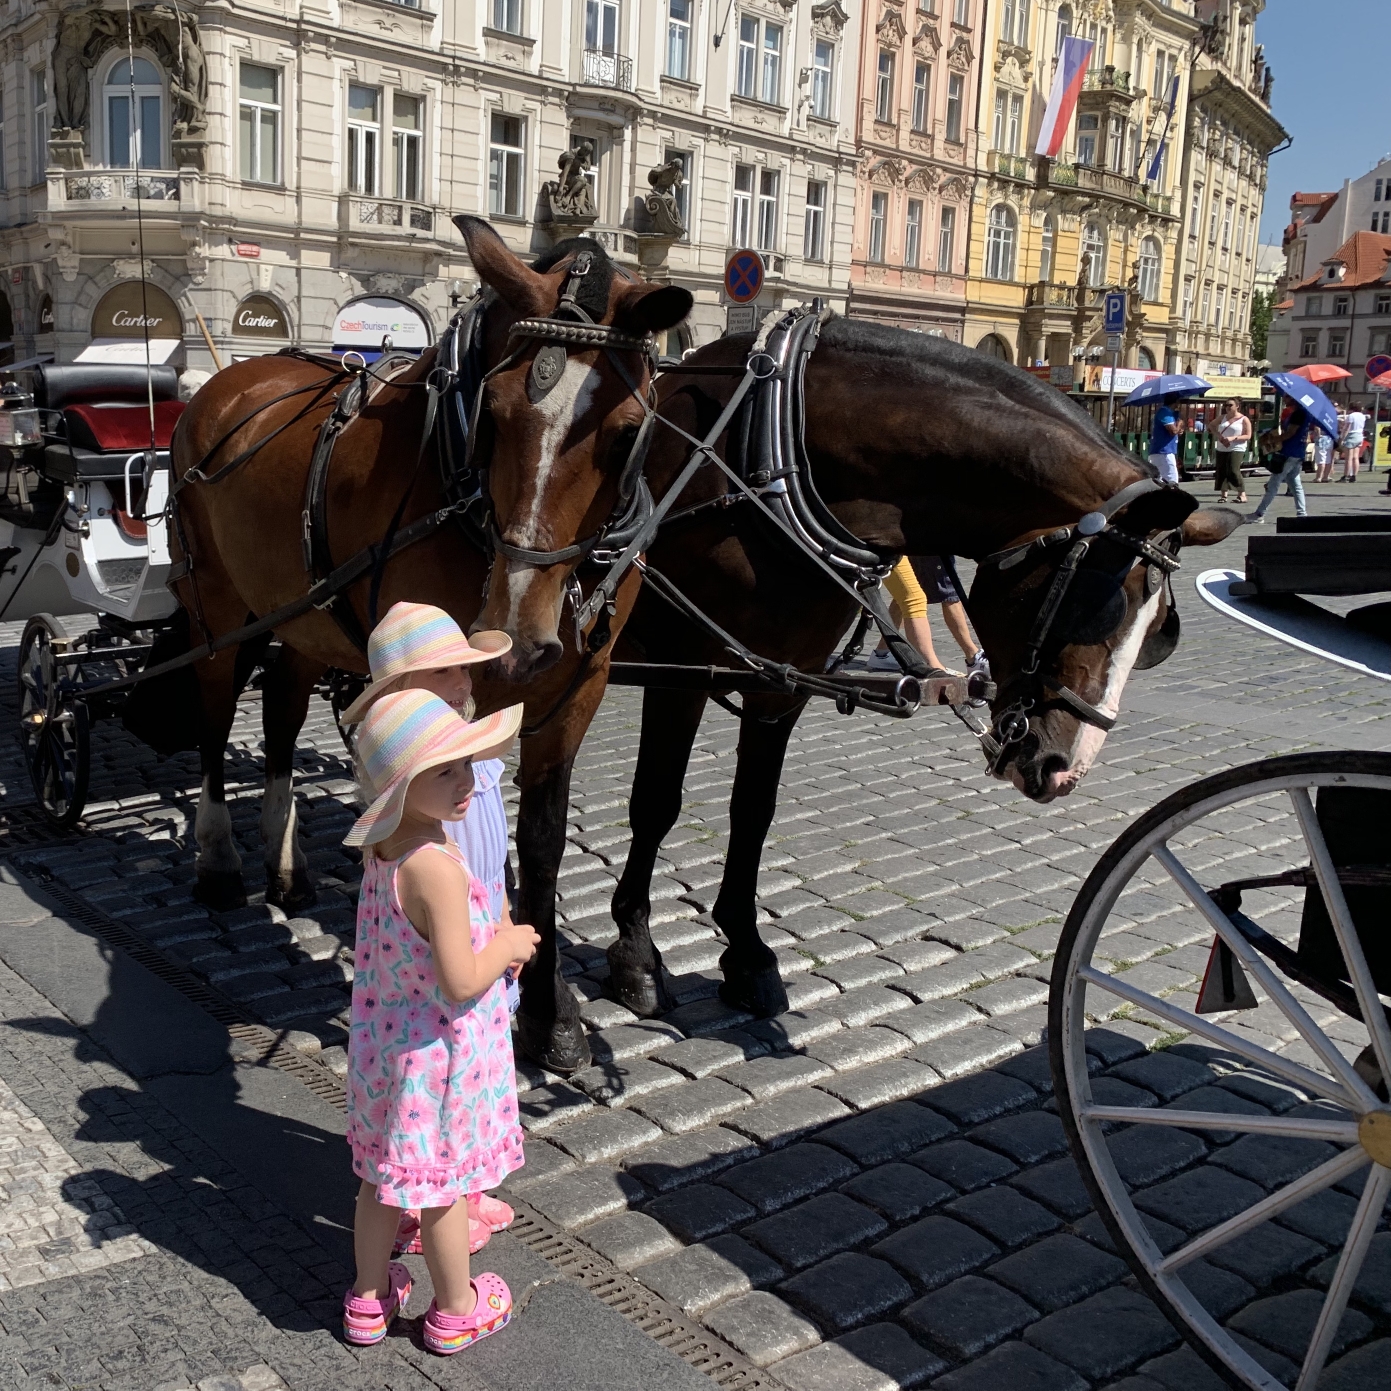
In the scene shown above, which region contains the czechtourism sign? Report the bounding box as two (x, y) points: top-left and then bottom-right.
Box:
(332, 295), (432, 352)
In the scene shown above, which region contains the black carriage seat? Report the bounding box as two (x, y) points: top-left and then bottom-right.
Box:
(21, 362), (178, 410)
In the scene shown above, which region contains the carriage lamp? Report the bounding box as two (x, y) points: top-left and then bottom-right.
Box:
(0, 408), (41, 448)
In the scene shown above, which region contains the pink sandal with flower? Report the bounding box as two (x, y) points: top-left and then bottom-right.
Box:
(393, 1196), (512, 1256)
(422, 1273), (512, 1355)
(342, 1260), (411, 1346)
(470, 1193), (514, 1233)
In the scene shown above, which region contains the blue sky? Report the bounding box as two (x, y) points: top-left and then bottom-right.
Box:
(1255, 0), (1387, 245)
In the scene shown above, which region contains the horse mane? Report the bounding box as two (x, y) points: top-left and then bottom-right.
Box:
(820, 315), (1136, 463)
(530, 237), (617, 320)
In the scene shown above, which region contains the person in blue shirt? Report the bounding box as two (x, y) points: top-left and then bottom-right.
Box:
(1250, 404), (1310, 522)
(1147, 397), (1183, 485)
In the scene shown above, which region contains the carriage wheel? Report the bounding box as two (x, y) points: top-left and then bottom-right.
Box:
(1050, 752), (1391, 1391)
(17, 614), (90, 829)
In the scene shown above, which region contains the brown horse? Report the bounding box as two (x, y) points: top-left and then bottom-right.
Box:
(604, 319), (1241, 1022)
(167, 217), (690, 1071)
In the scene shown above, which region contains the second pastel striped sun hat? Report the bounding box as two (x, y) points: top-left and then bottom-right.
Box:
(342, 601), (511, 726)
(344, 689), (524, 847)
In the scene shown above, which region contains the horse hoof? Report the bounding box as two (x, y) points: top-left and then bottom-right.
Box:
(192, 870), (247, 913)
(718, 963), (788, 1019)
(514, 1013), (592, 1076)
(266, 871), (317, 916)
(605, 941), (673, 1019)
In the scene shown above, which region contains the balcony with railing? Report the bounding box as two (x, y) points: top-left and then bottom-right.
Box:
(338, 193), (436, 235)
(46, 166), (194, 213)
(1049, 161), (1173, 216)
(1026, 282), (1079, 310)
(987, 150), (1031, 182)
(582, 48), (633, 92)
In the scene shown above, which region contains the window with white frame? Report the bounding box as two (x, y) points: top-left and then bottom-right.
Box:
(804, 179), (826, 260)
(1189, 184), (1202, 238)
(347, 84), (381, 194)
(1137, 236), (1161, 301)
(1300, 330), (1318, 357)
(985, 204), (1016, 280)
(488, 112), (524, 216)
(737, 17), (758, 97)
(492, 0), (522, 32)
(1001, 0), (1028, 46)
(1055, 3), (1072, 54)
(1082, 220), (1105, 286)
(106, 57), (164, 168)
(1305, 295), (1322, 316)
(1328, 327), (1347, 357)
(667, 0), (691, 80)
(945, 73), (963, 141)
(731, 163), (753, 244)
(761, 22), (783, 104)
(31, 70), (49, 180)
(393, 94), (423, 201)
(1371, 328), (1391, 354)
(1040, 215), (1054, 281)
(869, 190), (888, 262)
(992, 92), (1005, 149)
(1201, 282), (1211, 321)
(1377, 292), (1391, 315)
(876, 52), (894, 122)
(1221, 200), (1233, 249)
(1076, 113), (1098, 166)
(1214, 285), (1225, 327)
(1007, 93), (1022, 153)
(953, 0), (969, 24)
(757, 168), (779, 250)
(938, 204), (956, 269)
(1332, 294), (1349, 316)
(586, 0), (619, 52)
(905, 199), (923, 267)
(665, 148), (691, 232)
(1107, 115), (1124, 172)
(911, 62), (930, 132)
(1208, 200), (1219, 242)
(239, 64), (280, 184)
(811, 40), (834, 118)
(1182, 277), (1194, 322)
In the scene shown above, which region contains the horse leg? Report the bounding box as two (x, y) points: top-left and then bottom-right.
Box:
(607, 688), (708, 1017)
(712, 695), (806, 1018)
(259, 646), (325, 914)
(191, 650), (246, 911)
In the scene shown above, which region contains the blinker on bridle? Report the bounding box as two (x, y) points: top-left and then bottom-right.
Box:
(972, 477), (1184, 771)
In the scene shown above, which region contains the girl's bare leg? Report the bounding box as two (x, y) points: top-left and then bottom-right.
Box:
(421, 1201), (477, 1315)
(353, 1181), (403, 1298)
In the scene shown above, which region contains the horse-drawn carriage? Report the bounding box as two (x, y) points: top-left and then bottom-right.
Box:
(1, 361), (183, 826)
(1049, 516), (1391, 1391)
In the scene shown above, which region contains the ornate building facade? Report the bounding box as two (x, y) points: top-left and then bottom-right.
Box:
(962, 0), (1189, 377)
(1168, 0), (1286, 376)
(0, 0), (865, 370)
(845, 0), (981, 339)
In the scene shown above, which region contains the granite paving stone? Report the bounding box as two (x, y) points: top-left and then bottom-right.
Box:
(642, 1182), (757, 1243)
(970, 1110), (1069, 1166)
(630, 1076), (751, 1133)
(719, 1052), (833, 1099)
(620, 1125), (759, 1193)
(1009, 1156), (1096, 1220)
(702, 1291), (821, 1368)
(804, 1025), (912, 1072)
(871, 1215), (1000, 1290)
(945, 1186), (1061, 1248)
(816, 1099), (955, 1166)
(932, 1341), (1089, 1391)
(545, 1107), (664, 1162)
(770, 1322), (947, 1391)
(778, 1252), (913, 1332)
(632, 1234), (783, 1316)
(724, 1088), (852, 1149)
(816, 1059), (940, 1111)
(987, 1233), (1127, 1312)
(1023, 1287), (1182, 1380)
(716, 1143), (860, 1214)
(743, 1192), (889, 1271)
(910, 1139), (1018, 1191)
(901, 1274), (1039, 1360)
(577, 1211), (682, 1269)
(1226, 1288), (1373, 1364)
(1133, 1165), (1267, 1235)
(568, 1057), (687, 1105)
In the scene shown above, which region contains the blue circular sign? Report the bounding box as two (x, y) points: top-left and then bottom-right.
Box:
(725, 250), (764, 304)
(1366, 354), (1391, 384)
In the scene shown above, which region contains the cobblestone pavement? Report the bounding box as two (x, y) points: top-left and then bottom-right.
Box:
(1, 482), (1389, 1389)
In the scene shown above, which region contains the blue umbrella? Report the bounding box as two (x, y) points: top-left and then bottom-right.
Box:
(1262, 371), (1339, 439)
(1122, 373), (1212, 406)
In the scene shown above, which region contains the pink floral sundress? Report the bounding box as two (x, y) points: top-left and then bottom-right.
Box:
(345, 841), (524, 1208)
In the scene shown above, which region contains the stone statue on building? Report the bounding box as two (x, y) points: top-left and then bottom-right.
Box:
(52, 6), (121, 135)
(543, 141), (597, 223)
(643, 159), (686, 239)
(133, 4), (208, 136)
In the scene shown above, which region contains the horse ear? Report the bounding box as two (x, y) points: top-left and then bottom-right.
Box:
(1181, 507), (1245, 546)
(1116, 486), (1198, 533)
(615, 282), (694, 335)
(453, 215), (549, 316)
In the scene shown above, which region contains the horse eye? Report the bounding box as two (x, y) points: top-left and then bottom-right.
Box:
(609, 424), (640, 469)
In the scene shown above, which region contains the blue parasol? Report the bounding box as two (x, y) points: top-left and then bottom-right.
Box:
(1262, 371), (1339, 439)
(1122, 373), (1212, 406)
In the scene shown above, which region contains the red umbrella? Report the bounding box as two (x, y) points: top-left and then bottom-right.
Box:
(1371, 370), (1391, 390)
(1290, 363), (1352, 383)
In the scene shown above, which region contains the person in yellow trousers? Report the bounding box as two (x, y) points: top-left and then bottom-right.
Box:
(869, 556), (988, 692)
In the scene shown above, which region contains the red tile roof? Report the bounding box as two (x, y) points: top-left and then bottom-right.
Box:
(1292, 231), (1391, 292)
(1290, 191), (1336, 206)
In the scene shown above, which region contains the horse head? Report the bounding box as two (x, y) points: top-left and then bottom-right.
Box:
(970, 490), (1241, 802)
(454, 216), (692, 680)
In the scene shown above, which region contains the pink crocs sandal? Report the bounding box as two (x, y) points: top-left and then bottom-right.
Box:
(342, 1260), (411, 1346)
(422, 1273), (512, 1355)
(393, 1208), (491, 1256)
(468, 1193), (514, 1233)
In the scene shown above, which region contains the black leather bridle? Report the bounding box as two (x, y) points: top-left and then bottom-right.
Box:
(965, 477), (1184, 770)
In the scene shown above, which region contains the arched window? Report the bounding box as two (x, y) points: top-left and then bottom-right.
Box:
(105, 56), (163, 169)
(1137, 346), (1156, 370)
(1055, 4), (1073, 55)
(1137, 236), (1162, 301)
(985, 204), (1016, 281)
(1040, 215), (1055, 282)
(1082, 221), (1106, 287)
(977, 333), (1012, 362)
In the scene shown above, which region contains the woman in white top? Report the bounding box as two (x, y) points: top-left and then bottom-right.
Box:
(1339, 408), (1368, 482)
(1213, 398), (1251, 503)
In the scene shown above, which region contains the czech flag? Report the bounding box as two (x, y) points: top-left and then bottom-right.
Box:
(1035, 37), (1095, 159)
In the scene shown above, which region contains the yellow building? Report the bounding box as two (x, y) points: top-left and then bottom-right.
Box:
(963, 0), (1193, 378)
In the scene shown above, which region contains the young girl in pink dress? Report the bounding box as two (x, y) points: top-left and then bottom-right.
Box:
(340, 688), (537, 1355)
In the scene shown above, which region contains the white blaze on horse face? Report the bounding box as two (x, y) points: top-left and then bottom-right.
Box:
(1060, 586), (1164, 789)
(195, 776), (241, 875)
(500, 355), (602, 632)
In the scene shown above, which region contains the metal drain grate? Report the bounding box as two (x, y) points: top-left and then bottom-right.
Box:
(2, 862), (786, 1389)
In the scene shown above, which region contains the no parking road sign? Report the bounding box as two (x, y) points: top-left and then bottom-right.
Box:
(724, 249), (764, 304)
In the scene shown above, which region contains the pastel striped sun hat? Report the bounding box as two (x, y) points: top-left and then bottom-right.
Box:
(344, 689), (524, 847)
(341, 602), (511, 726)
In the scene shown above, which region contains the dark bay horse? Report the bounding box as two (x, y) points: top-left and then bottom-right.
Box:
(604, 318), (1241, 1021)
(168, 217), (690, 1071)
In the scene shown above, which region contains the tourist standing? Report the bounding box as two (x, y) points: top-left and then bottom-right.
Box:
(1251, 405), (1311, 522)
(1339, 405), (1368, 482)
(1213, 398), (1251, 503)
(1148, 395), (1183, 485)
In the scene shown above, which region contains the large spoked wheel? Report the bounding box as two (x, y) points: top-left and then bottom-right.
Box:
(1051, 752), (1391, 1391)
(17, 614), (90, 829)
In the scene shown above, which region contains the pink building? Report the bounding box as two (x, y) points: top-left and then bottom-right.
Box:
(847, 0), (983, 339)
